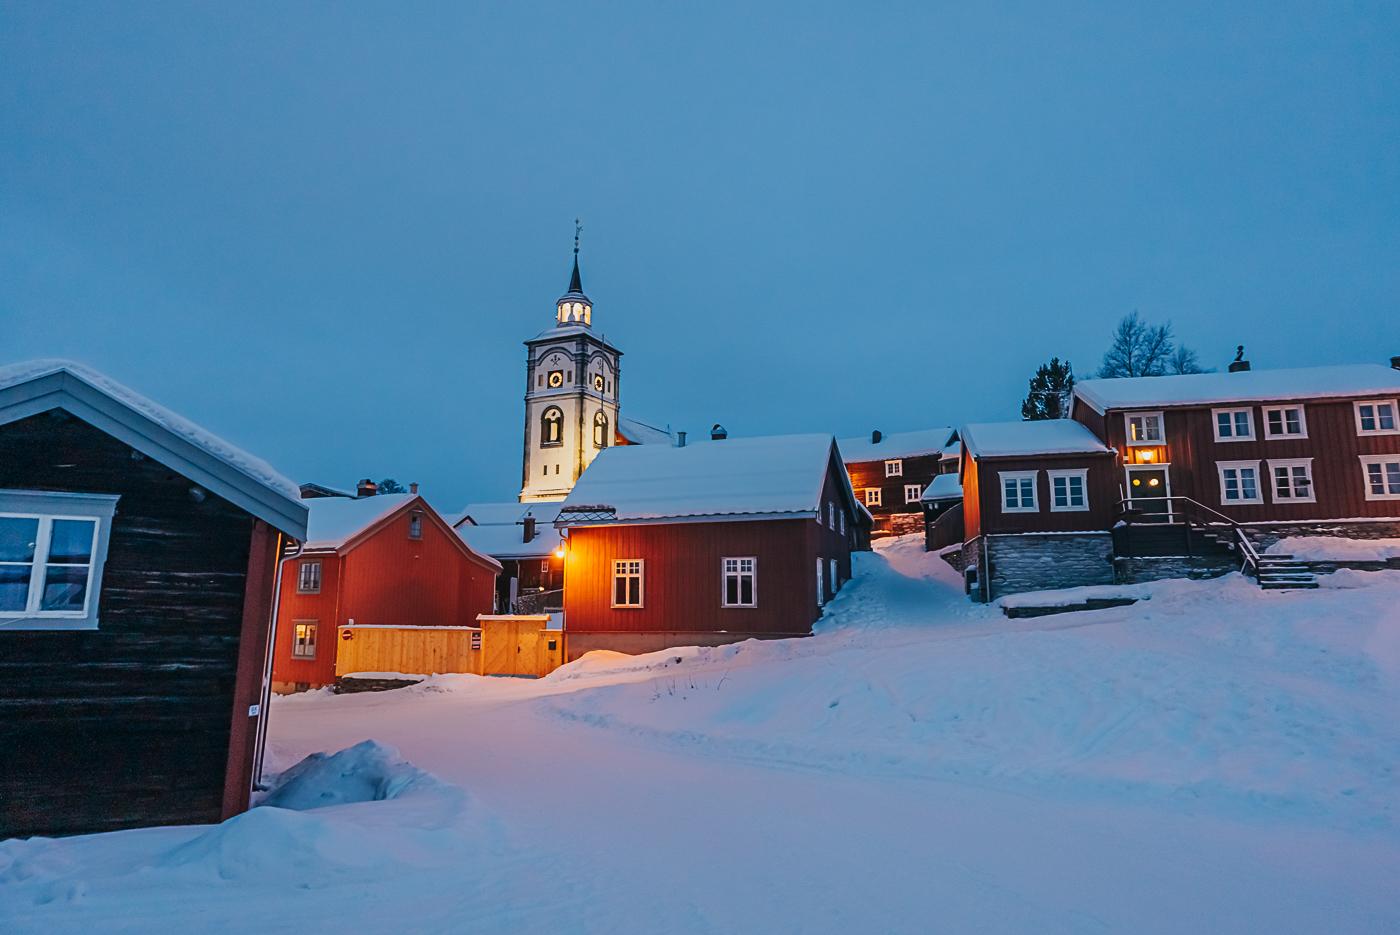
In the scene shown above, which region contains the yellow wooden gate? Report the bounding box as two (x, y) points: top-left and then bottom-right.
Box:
(476, 615), (565, 678)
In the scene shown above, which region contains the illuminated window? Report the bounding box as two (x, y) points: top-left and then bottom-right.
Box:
(612, 559), (644, 608)
(1360, 456), (1400, 500)
(541, 407), (564, 447)
(1268, 459), (1315, 502)
(1048, 469), (1089, 511)
(1212, 408), (1255, 442)
(884, 460), (903, 477)
(1355, 400), (1399, 435)
(1125, 411), (1165, 445)
(593, 411), (610, 449)
(864, 488), (882, 507)
(721, 557), (757, 608)
(1263, 406), (1307, 439)
(292, 622), (317, 659)
(297, 560), (322, 594)
(999, 471), (1038, 512)
(904, 484), (922, 504)
(1217, 461), (1263, 505)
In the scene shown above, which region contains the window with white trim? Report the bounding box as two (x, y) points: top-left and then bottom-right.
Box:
(721, 557), (757, 608)
(827, 502), (836, 528)
(828, 558), (838, 594)
(298, 560), (322, 593)
(838, 510), (846, 535)
(904, 484), (923, 504)
(1268, 459), (1315, 502)
(1360, 456), (1400, 500)
(1263, 406), (1307, 439)
(864, 488), (882, 507)
(999, 471), (1038, 513)
(291, 621), (317, 658)
(1048, 469), (1089, 511)
(1217, 461), (1263, 505)
(1355, 400), (1399, 435)
(612, 559), (644, 608)
(1212, 408), (1255, 442)
(408, 512), (423, 540)
(816, 557), (825, 606)
(1125, 411), (1164, 445)
(884, 460), (903, 477)
(0, 491), (118, 631)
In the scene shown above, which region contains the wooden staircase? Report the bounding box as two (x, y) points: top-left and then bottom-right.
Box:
(1254, 554), (1320, 590)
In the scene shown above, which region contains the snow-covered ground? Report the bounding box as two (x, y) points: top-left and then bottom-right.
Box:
(4, 536), (1399, 933)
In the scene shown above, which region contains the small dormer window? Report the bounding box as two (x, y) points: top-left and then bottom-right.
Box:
(408, 512), (423, 540)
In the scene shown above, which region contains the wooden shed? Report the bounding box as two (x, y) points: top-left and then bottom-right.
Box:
(0, 360), (308, 838)
(477, 614), (565, 677)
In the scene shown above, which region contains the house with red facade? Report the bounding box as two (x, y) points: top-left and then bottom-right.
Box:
(271, 494), (500, 691)
(838, 428), (958, 538)
(555, 434), (870, 659)
(952, 359), (1400, 600)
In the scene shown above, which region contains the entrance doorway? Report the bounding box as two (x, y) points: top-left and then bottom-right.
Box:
(1125, 466), (1172, 522)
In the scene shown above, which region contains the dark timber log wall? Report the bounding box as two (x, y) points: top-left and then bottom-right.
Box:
(0, 411), (258, 838)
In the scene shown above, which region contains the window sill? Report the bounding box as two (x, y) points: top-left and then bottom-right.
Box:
(1263, 433), (1309, 441)
(1049, 506), (1091, 513)
(1358, 430), (1400, 437)
(1001, 506), (1039, 513)
(1212, 436), (1256, 443)
(1270, 498), (1318, 505)
(0, 616), (100, 632)
(1221, 500), (1264, 507)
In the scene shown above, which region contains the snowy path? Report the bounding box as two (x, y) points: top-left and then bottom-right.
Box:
(4, 538), (1399, 933)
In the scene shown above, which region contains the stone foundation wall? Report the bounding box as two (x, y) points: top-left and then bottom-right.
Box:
(1242, 520), (1400, 554)
(984, 533), (1115, 600)
(1114, 555), (1240, 585)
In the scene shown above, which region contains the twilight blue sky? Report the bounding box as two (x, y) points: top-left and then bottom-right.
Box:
(3, 2), (1398, 507)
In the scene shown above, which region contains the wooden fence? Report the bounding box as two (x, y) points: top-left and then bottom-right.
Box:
(335, 625), (484, 678)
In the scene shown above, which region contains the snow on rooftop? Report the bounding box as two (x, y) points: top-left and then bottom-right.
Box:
(1075, 363), (1400, 412)
(453, 501), (562, 528)
(304, 494), (415, 550)
(837, 427), (954, 462)
(961, 420), (1113, 459)
(922, 473), (964, 501)
(456, 521), (562, 559)
(560, 433), (841, 522)
(0, 358), (303, 505)
(616, 415), (675, 446)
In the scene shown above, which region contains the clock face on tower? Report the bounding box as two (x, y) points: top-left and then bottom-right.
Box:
(593, 373), (605, 392)
(547, 370), (564, 388)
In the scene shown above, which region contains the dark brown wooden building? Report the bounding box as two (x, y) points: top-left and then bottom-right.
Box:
(0, 361), (308, 838)
(452, 501), (565, 613)
(557, 434), (869, 659)
(839, 428), (958, 538)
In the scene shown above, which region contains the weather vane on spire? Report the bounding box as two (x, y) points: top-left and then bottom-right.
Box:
(574, 218), (582, 256)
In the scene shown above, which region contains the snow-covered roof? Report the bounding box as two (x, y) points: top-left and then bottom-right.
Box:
(616, 415), (675, 446)
(452, 501), (561, 528)
(558, 433), (853, 524)
(921, 473), (964, 502)
(960, 420), (1113, 459)
(456, 521), (562, 560)
(0, 359), (307, 537)
(837, 427), (955, 462)
(304, 494), (417, 550)
(1075, 364), (1400, 413)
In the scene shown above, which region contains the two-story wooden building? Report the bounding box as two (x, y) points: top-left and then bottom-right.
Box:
(271, 494), (499, 692)
(452, 501), (564, 613)
(556, 434), (870, 659)
(838, 428), (958, 538)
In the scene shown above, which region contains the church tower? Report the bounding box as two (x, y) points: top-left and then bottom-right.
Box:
(519, 228), (623, 503)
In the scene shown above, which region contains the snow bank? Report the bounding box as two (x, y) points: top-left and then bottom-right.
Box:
(258, 740), (440, 811)
(1268, 536), (1400, 563)
(997, 582), (1153, 609)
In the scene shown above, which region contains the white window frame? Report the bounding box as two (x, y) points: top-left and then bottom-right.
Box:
(297, 559), (322, 594)
(720, 556), (758, 609)
(0, 490), (119, 632)
(1124, 411), (1165, 446)
(1359, 455), (1400, 501)
(864, 487), (882, 507)
(408, 512), (423, 540)
(1262, 405), (1308, 440)
(884, 459), (903, 478)
(816, 557), (825, 607)
(1354, 399), (1400, 436)
(611, 558), (645, 609)
(828, 557), (838, 594)
(291, 621), (317, 659)
(903, 483), (923, 504)
(999, 471), (1038, 513)
(827, 502), (836, 528)
(1216, 460), (1264, 506)
(838, 510), (846, 535)
(1211, 407), (1255, 442)
(1267, 458), (1316, 503)
(1047, 469), (1090, 512)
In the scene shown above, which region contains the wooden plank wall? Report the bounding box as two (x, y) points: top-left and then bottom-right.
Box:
(335, 626), (484, 677)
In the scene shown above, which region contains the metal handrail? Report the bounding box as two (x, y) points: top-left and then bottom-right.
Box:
(1115, 495), (1261, 573)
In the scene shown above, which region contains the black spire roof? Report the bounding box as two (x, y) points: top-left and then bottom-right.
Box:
(567, 251), (583, 295)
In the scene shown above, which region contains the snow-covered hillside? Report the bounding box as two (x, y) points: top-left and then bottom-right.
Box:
(4, 537), (1399, 934)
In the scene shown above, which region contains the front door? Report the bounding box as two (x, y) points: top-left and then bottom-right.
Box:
(1126, 467), (1171, 522)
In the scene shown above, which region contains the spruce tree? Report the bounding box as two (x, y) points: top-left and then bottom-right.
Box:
(1021, 357), (1075, 420)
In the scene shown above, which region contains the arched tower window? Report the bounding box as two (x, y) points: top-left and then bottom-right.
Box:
(541, 407), (564, 448)
(593, 410), (610, 449)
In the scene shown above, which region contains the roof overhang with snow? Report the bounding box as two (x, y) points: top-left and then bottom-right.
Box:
(1074, 364), (1400, 414)
(960, 420), (1115, 461)
(836, 427), (956, 463)
(0, 360), (308, 538)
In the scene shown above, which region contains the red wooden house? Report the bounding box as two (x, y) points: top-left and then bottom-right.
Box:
(838, 428), (958, 538)
(556, 434), (870, 659)
(271, 494), (500, 692)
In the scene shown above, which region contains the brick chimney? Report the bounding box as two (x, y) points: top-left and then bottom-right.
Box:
(711, 423), (728, 440)
(871, 429), (883, 444)
(409, 482), (419, 495)
(677, 431), (687, 447)
(523, 515), (537, 543)
(356, 478), (378, 497)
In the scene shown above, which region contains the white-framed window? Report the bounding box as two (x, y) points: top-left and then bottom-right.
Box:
(864, 488), (882, 507)
(0, 490), (118, 631)
(1355, 400), (1399, 435)
(721, 557), (757, 608)
(828, 558), (838, 594)
(408, 512), (423, 539)
(612, 559), (644, 608)
(297, 559), (322, 594)
(816, 557), (825, 606)
(827, 502), (836, 528)
(1217, 461), (1263, 505)
(540, 559), (550, 573)
(999, 471), (1038, 513)
(884, 460), (903, 478)
(1263, 405), (1307, 439)
(838, 510), (846, 535)
(1124, 411), (1165, 446)
(1048, 469), (1089, 512)
(904, 484), (923, 504)
(1212, 408), (1255, 442)
(1267, 459), (1316, 502)
(1360, 456), (1400, 500)
(291, 621), (317, 659)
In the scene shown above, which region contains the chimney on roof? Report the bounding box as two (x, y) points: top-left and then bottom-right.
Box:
(1390, 356), (1400, 371)
(677, 431), (687, 448)
(409, 482), (419, 495)
(711, 423), (728, 441)
(523, 515), (536, 544)
(871, 430), (882, 445)
(1228, 345), (1250, 373)
(356, 478), (378, 497)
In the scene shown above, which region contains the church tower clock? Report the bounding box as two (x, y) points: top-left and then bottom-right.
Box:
(519, 227), (623, 503)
